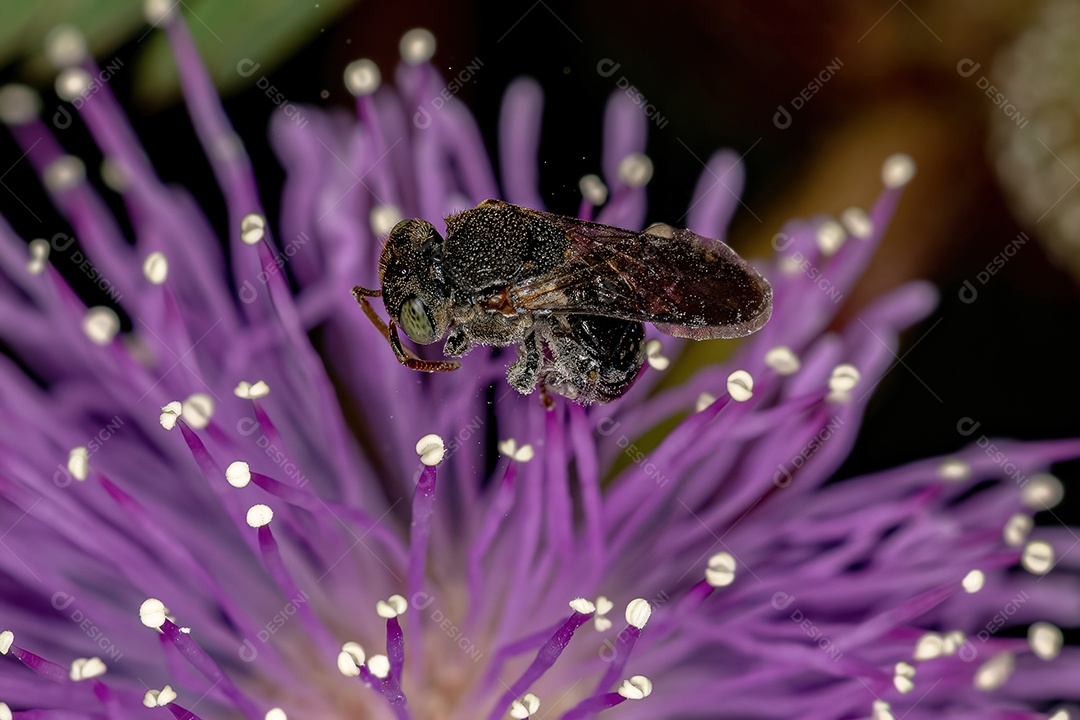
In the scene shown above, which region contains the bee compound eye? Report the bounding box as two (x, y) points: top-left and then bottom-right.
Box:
(398, 296), (437, 344)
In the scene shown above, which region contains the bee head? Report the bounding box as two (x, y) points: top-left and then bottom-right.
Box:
(379, 218), (451, 345)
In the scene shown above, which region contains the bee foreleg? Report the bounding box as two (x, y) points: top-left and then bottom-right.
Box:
(507, 332), (542, 396)
(351, 286), (460, 372)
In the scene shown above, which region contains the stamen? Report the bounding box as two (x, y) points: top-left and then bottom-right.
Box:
(580, 174), (608, 206)
(815, 220), (846, 256)
(143, 251), (169, 284)
(69, 656), (106, 681)
(0, 630), (12, 653)
(400, 28), (436, 65)
(376, 595), (408, 619)
(1022, 541), (1054, 575)
(27, 237), (49, 274)
(973, 652), (1014, 691)
(617, 675), (652, 700)
(645, 339), (669, 371)
(246, 504), (273, 528)
(913, 632), (943, 661)
(962, 569), (985, 593)
(140, 598), (168, 629)
(55, 68), (92, 103)
(43, 155), (86, 193)
(617, 153), (653, 188)
(67, 446), (89, 481)
(241, 213), (267, 245)
(370, 204), (402, 237)
(368, 654), (391, 679)
(1003, 514), (1033, 547)
(593, 596), (614, 632)
(226, 461), (251, 488)
(159, 400), (183, 430)
(338, 642), (366, 676)
(727, 370), (754, 402)
(872, 699), (895, 720)
(234, 380), (270, 399)
(182, 393), (215, 430)
(1028, 622), (1062, 661)
(592, 600), (650, 696)
(764, 346), (800, 375)
(509, 693), (540, 718)
(1022, 473), (1064, 510)
(143, 685), (178, 707)
(937, 459), (971, 482)
(0, 702), (10, 720)
(881, 153), (916, 189)
(695, 392), (716, 412)
(415, 433), (445, 466)
(498, 438), (535, 462)
(44, 25), (88, 68)
(266, 709), (287, 720)
(0, 84), (40, 125)
(892, 661), (915, 694)
(143, 0), (178, 25)
(485, 601), (595, 720)
(705, 551), (736, 587)
(82, 306), (120, 345)
(345, 59), (381, 97)
(841, 207), (874, 238)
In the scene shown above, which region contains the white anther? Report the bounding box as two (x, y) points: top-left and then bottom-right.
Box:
(416, 433), (445, 466)
(55, 68), (92, 104)
(70, 656), (106, 681)
(225, 461), (251, 488)
(828, 364), (860, 392)
(974, 652), (1014, 691)
(45, 25), (89, 68)
(579, 174), (608, 205)
(100, 157), (128, 191)
(376, 594), (408, 619)
(695, 392), (716, 412)
(815, 220), (846, 256)
(265, 709), (288, 720)
(705, 551), (736, 587)
(0, 84), (40, 125)
(937, 459), (971, 482)
(617, 153), (653, 188)
(569, 597), (596, 615)
(726, 370), (753, 402)
(882, 153), (916, 189)
(400, 28), (436, 64)
(962, 569), (985, 593)
(893, 662), (916, 694)
(44, 155), (86, 192)
(143, 0), (178, 24)
(182, 393), (214, 430)
(1022, 474), (1064, 510)
(778, 254), (802, 276)
(593, 596), (614, 631)
(338, 642), (366, 676)
(1048, 711), (1071, 720)
(1004, 514), (1033, 547)
(840, 207), (873, 239)
(617, 675), (653, 700)
(1029, 622), (1063, 661)
(344, 59), (381, 96)
(142, 685), (177, 707)
(234, 380), (270, 399)
(83, 306), (120, 345)
(27, 238), (49, 274)
(240, 213), (266, 245)
(367, 654), (390, 679)
(509, 692), (540, 719)
(139, 598), (167, 629)
(0, 702), (10, 720)
(159, 400), (183, 430)
(942, 631), (965, 656)
(645, 339), (669, 371)
(341, 641), (366, 667)
(764, 346), (800, 375)
(67, 446), (89, 481)
(0, 630), (13, 654)
(498, 438), (534, 463)
(625, 598), (651, 629)
(370, 204), (402, 237)
(246, 504), (273, 528)
(872, 699), (895, 720)
(1022, 540), (1054, 575)
(913, 632), (943, 661)
(143, 251), (168, 284)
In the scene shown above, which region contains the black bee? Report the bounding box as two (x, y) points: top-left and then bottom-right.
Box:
(353, 199), (772, 405)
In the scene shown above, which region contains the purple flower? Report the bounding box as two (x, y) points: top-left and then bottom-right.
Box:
(0, 9), (1078, 720)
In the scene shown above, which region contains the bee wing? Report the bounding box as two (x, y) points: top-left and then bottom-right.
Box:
(510, 211), (773, 340)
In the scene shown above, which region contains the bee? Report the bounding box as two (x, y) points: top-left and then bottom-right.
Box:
(353, 199), (772, 405)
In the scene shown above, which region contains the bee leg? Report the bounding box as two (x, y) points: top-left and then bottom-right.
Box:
(507, 333), (542, 396)
(351, 286), (460, 372)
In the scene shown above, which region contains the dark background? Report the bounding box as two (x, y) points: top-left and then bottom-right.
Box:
(2, 0), (1077, 513)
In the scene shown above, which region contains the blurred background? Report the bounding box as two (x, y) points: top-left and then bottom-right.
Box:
(0, 0), (1077, 507)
